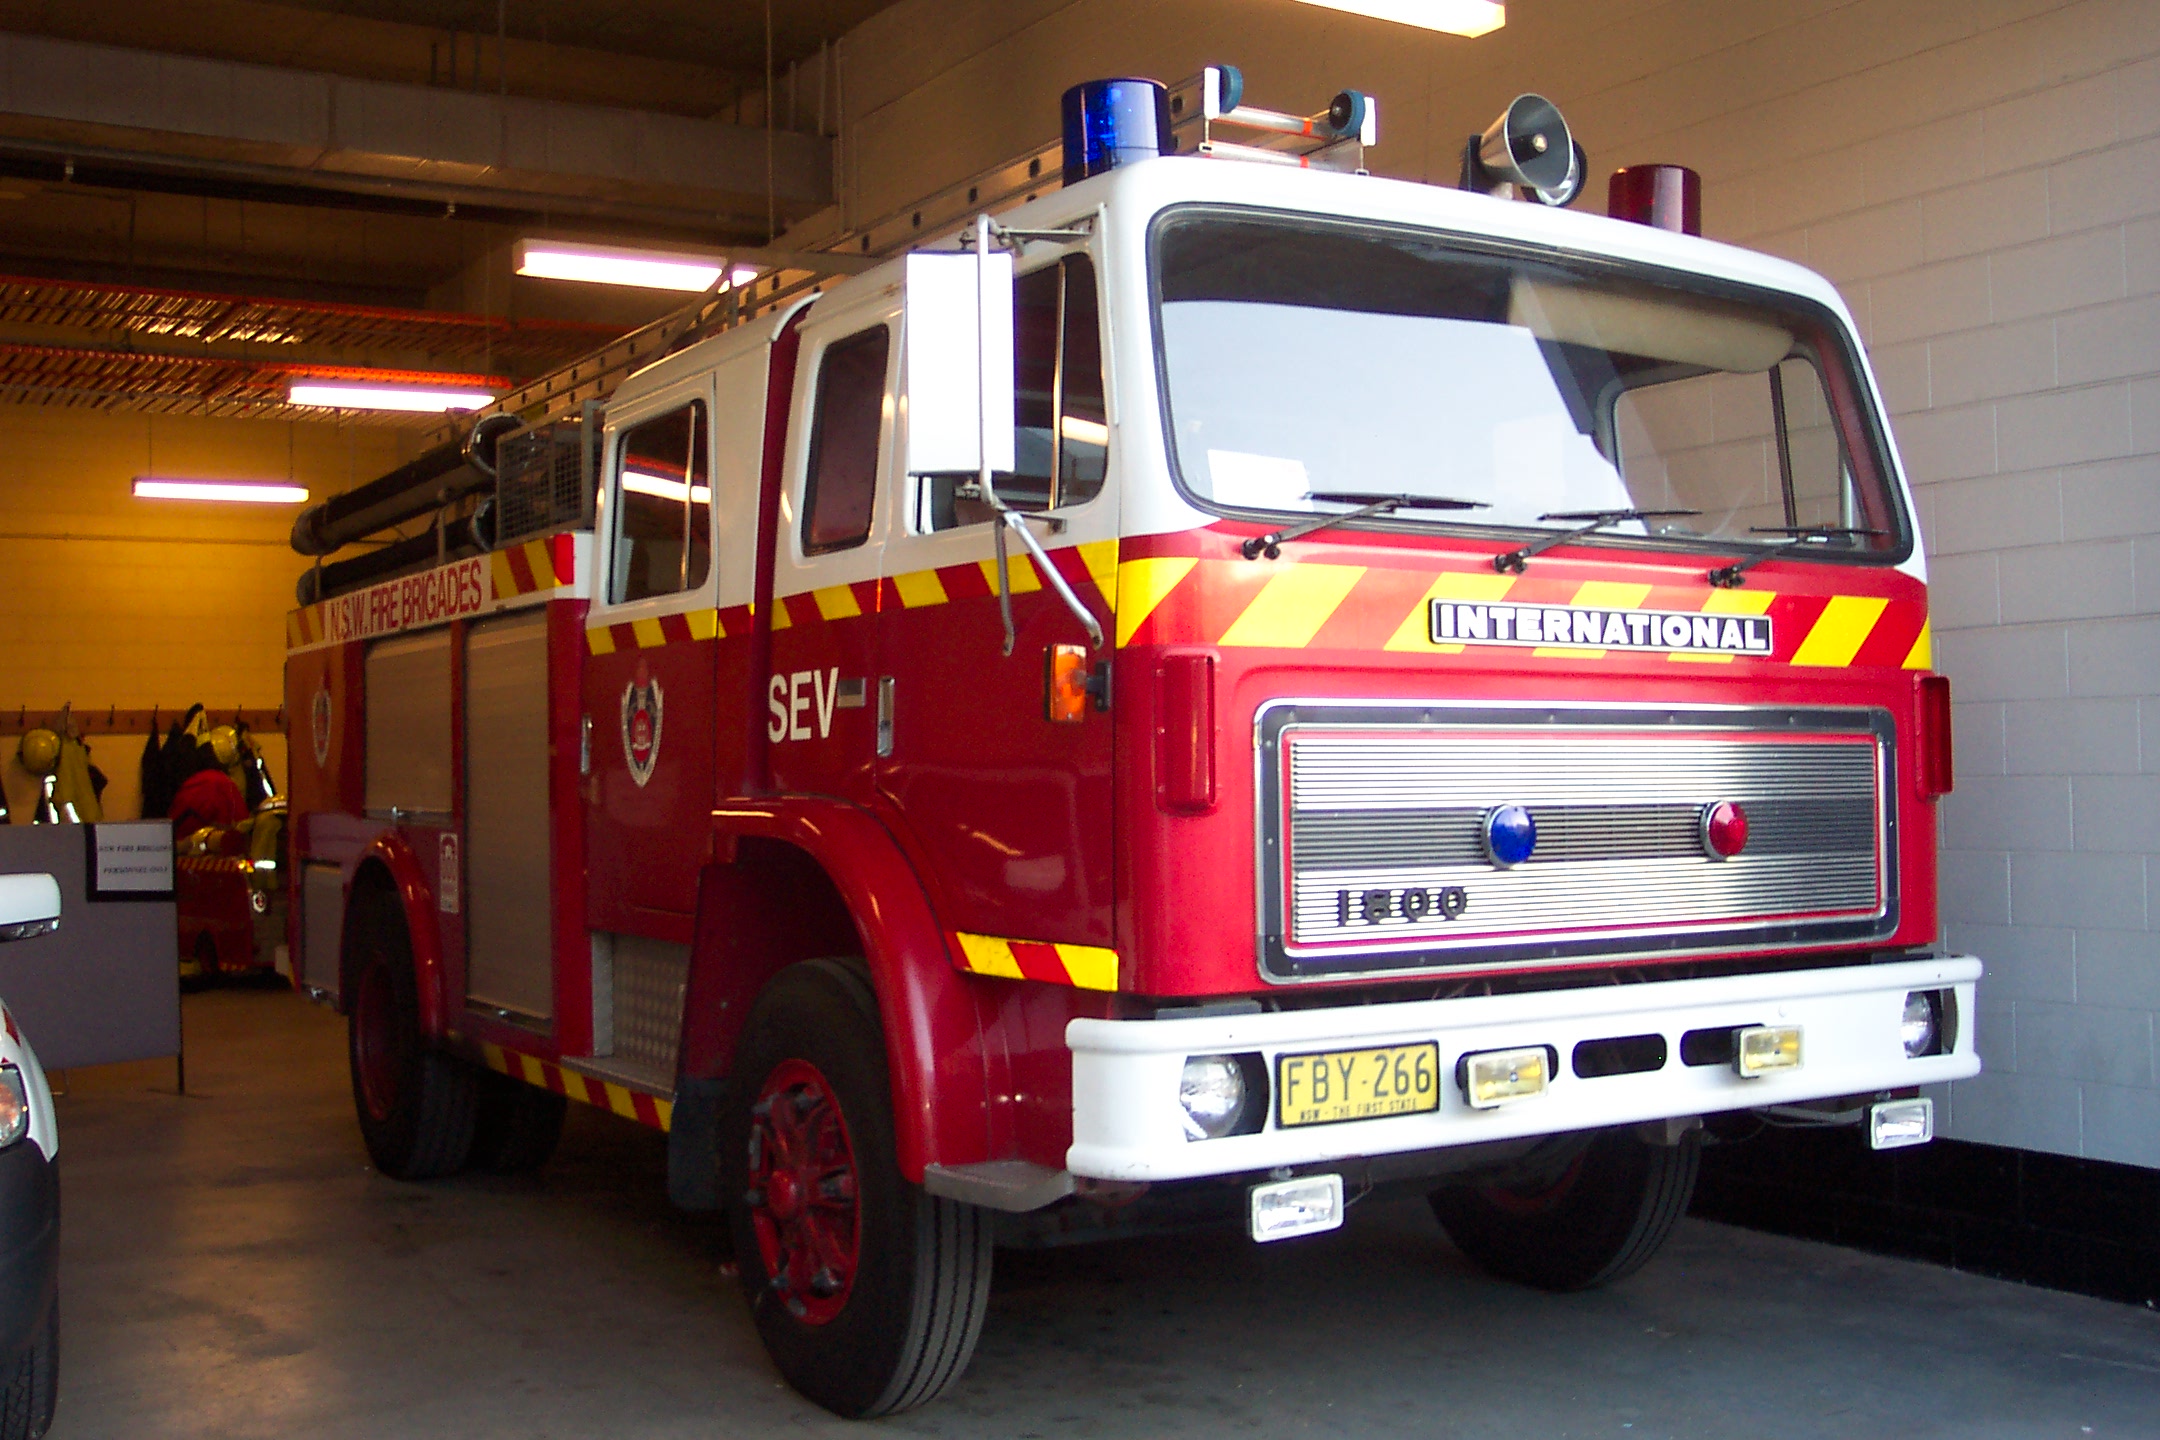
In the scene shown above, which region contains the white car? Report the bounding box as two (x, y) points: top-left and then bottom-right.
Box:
(0, 873), (59, 1440)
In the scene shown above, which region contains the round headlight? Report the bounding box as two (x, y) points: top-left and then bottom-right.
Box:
(1901, 991), (1940, 1057)
(1178, 1055), (1247, 1141)
(1483, 804), (1538, 868)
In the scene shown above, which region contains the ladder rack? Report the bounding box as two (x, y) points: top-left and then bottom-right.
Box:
(420, 67), (1375, 451)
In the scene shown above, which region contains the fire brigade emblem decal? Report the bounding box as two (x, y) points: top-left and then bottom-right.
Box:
(310, 686), (333, 768)
(621, 665), (664, 788)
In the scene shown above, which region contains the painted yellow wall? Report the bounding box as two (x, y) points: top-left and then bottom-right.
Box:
(0, 404), (412, 819)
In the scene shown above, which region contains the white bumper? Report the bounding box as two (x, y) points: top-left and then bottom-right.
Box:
(1067, 956), (1980, 1182)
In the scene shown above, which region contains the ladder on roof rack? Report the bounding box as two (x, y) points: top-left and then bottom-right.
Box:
(420, 66), (1375, 450)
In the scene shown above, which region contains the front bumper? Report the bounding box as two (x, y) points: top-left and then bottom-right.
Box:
(1068, 955), (1980, 1182)
(0, 1140), (57, 1365)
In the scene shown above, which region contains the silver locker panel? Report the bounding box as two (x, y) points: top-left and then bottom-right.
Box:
(465, 611), (554, 1019)
(300, 862), (345, 1000)
(364, 630), (453, 816)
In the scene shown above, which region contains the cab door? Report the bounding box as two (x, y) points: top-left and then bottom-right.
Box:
(764, 290), (898, 804)
(583, 377), (723, 932)
(873, 250), (1119, 951)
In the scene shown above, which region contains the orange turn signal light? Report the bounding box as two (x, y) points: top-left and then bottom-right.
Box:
(1047, 643), (1091, 724)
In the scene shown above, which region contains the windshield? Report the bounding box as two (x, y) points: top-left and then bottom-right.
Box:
(1152, 210), (1907, 559)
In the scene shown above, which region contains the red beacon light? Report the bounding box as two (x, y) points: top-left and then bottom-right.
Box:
(1608, 163), (1702, 236)
(1701, 801), (1749, 860)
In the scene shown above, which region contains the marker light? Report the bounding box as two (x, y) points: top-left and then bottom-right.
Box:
(1062, 77), (1174, 187)
(1869, 1097), (1934, 1150)
(133, 479), (310, 504)
(1249, 1172), (1344, 1242)
(288, 381), (498, 412)
(0, 1066), (26, 1149)
(1701, 801), (1749, 860)
(1290, 0), (1505, 36)
(1735, 1024), (1803, 1077)
(1483, 804), (1537, 867)
(1460, 1046), (1549, 1108)
(1608, 164), (1702, 236)
(515, 239), (762, 293)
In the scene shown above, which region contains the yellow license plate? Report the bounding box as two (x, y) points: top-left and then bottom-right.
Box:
(1276, 1043), (1441, 1128)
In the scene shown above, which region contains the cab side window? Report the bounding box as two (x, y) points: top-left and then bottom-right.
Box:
(610, 401), (711, 604)
(919, 253), (1108, 531)
(802, 326), (891, 555)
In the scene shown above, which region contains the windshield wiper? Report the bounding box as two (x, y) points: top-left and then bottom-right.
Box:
(1241, 491), (1486, 561)
(1709, 525), (1890, 587)
(1492, 508), (1701, 574)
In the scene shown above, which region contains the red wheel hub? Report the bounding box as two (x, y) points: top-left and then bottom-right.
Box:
(352, 963), (403, 1124)
(746, 1058), (861, 1327)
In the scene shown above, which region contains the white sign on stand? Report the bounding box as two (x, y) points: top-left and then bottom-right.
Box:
(90, 821), (175, 897)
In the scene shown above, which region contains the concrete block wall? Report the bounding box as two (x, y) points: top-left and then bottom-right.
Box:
(828, 0), (2160, 1164)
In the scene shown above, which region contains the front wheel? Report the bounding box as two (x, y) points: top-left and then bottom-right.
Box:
(724, 960), (992, 1418)
(1430, 1127), (1700, 1291)
(0, 1295), (57, 1440)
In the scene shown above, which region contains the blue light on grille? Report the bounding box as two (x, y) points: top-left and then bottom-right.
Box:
(1484, 805), (1537, 867)
(1061, 78), (1174, 187)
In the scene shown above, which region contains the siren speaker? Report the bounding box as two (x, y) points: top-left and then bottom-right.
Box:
(1475, 93), (1574, 193)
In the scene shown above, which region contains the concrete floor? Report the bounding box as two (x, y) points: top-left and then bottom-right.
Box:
(41, 986), (2160, 1439)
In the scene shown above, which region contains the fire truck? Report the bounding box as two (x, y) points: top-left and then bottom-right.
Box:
(281, 71), (1979, 1417)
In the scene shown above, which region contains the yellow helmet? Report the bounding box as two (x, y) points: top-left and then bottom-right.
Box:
(209, 725), (242, 767)
(17, 728), (59, 776)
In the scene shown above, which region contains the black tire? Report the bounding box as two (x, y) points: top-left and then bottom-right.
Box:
(723, 959), (992, 1418)
(1430, 1127), (1700, 1292)
(0, 1295), (57, 1440)
(345, 886), (476, 1180)
(469, 1070), (568, 1174)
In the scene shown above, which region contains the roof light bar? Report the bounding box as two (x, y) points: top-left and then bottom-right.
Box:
(133, 478), (311, 504)
(287, 381), (499, 412)
(515, 240), (762, 293)
(1289, 0), (1504, 36)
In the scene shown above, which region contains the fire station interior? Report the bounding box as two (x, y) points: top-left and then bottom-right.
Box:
(0, 0), (2156, 1434)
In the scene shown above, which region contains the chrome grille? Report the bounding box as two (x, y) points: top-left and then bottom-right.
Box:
(1257, 704), (1897, 981)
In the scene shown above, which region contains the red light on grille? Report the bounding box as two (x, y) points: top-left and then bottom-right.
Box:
(1918, 673), (1954, 799)
(1701, 801), (1748, 859)
(1608, 164), (1701, 236)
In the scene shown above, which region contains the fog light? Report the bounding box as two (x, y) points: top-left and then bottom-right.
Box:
(0, 1066), (26, 1149)
(1901, 991), (1941, 1057)
(1460, 1046), (1549, 1109)
(1179, 1054), (1247, 1141)
(1870, 1097), (1933, 1150)
(1249, 1172), (1343, 1242)
(1735, 1024), (1802, 1077)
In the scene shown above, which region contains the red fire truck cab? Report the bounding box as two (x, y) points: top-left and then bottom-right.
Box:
(282, 75), (1978, 1416)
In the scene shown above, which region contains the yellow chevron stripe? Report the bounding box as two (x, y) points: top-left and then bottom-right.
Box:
(686, 608), (721, 641)
(1903, 618), (1932, 670)
(523, 539), (556, 588)
(1384, 571), (1516, 653)
(1053, 943), (1119, 991)
(954, 932), (1024, 979)
(893, 567), (949, 608)
(1077, 539), (1119, 609)
(1669, 586), (1778, 665)
(813, 583), (863, 620)
(490, 550), (518, 600)
(1220, 563), (1366, 648)
(978, 554), (1043, 596)
(1115, 557), (1198, 647)
(1791, 595), (1888, 667)
(586, 626), (617, 655)
(630, 617), (666, 649)
(1533, 580), (1655, 658)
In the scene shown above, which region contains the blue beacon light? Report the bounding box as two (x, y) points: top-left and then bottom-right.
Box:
(1062, 77), (1175, 187)
(1484, 805), (1538, 868)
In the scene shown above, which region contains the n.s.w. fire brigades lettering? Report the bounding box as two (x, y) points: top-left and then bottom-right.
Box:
(1430, 600), (1772, 656)
(316, 557), (489, 644)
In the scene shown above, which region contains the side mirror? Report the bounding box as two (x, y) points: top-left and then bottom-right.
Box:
(0, 874), (60, 943)
(902, 246), (1016, 479)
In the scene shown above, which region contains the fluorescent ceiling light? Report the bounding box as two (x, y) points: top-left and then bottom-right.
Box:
(134, 478), (311, 504)
(1059, 416), (1110, 448)
(1290, 0), (1504, 36)
(622, 469), (711, 505)
(287, 381), (498, 412)
(516, 240), (762, 293)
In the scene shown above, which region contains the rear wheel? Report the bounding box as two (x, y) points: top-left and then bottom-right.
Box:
(469, 1071), (567, 1174)
(0, 1294), (57, 1440)
(724, 960), (992, 1418)
(345, 887), (476, 1180)
(1429, 1127), (1700, 1291)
